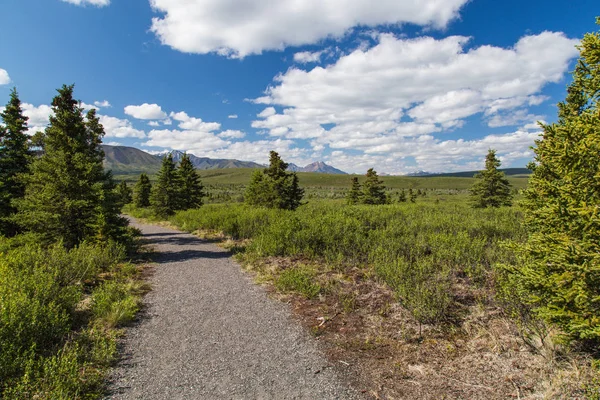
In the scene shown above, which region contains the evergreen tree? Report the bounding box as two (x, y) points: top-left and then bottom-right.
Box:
(151, 154), (181, 218)
(409, 188), (417, 203)
(346, 177), (362, 205)
(244, 151), (304, 210)
(133, 173), (152, 208)
(16, 85), (128, 248)
(362, 168), (387, 205)
(503, 20), (600, 341)
(469, 149), (512, 208)
(398, 189), (407, 203)
(178, 153), (205, 210)
(116, 181), (133, 206)
(0, 88), (32, 236)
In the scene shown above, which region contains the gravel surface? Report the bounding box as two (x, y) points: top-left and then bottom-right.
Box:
(106, 219), (359, 400)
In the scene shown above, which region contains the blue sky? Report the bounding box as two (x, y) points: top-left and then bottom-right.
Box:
(0, 0), (597, 173)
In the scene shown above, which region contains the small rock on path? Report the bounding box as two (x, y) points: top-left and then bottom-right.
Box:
(106, 218), (359, 400)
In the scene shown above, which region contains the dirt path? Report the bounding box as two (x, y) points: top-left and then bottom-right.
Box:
(106, 218), (359, 400)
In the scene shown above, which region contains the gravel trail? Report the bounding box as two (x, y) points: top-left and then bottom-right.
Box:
(106, 218), (359, 400)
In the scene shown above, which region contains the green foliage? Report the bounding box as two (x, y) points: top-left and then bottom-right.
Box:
(0, 241), (134, 397)
(171, 201), (523, 324)
(244, 151), (304, 210)
(91, 281), (139, 328)
(362, 168), (388, 205)
(116, 181), (133, 206)
(178, 153), (205, 210)
(133, 173), (152, 208)
(470, 149), (513, 208)
(0, 88), (32, 237)
(346, 177), (362, 205)
(275, 265), (321, 299)
(409, 188), (417, 203)
(504, 20), (600, 341)
(151, 154), (181, 218)
(398, 189), (407, 203)
(15, 85), (128, 248)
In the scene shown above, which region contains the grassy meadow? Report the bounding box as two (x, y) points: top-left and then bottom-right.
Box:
(123, 169), (600, 398)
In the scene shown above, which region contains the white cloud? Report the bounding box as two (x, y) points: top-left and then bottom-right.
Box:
(60, 0), (110, 6)
(80, 102), (100, 111)
(124, 103), (168, 120)
(145, 128), (229, 152)
(94, 100), (111, 108)
(99, 115), (146, 139)
(252, 31), (578, 154)
(105, 141), (122, 146)
(218, 130), (245, 139)
(22, 103), (53, 134)
(293, 51), (323, 64)
(324, 126), (542, 174)
(148, 121), (160, 127)
(0, 68), (10, 85)
(202, 139), (308, 165)
(227, 114), (238, 119)
(149, 0), (469, 57)
(170, 111), (221, 131)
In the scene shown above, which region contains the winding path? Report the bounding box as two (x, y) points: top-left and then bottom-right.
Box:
(106, 218), (358, 400)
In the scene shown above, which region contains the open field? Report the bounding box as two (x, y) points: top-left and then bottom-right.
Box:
(125, 196), (599, 399)
(117, 168), (530, 204)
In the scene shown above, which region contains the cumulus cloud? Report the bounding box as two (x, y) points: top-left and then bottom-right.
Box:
(218, 130), (245, 139)
(94, 100), (111, 108)
(22, 103), (53, 134)
(0, 68), (10, 85)
(99, 115), (146, 139)
(61, 0), (110, 6)
(124, 103), (168, 120)
(252, 31), (578, 156)
(323, 126), (542, 174)
(149, 0), (469, 57)
(293, 51), (323, 64)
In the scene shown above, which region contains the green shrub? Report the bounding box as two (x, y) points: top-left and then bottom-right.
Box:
(275, 266), (321, 299)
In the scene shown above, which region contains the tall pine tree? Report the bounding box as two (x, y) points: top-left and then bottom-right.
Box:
(0, 88), (32, 236)
(346, 177), (362, 205)
(178, 153), (205, 210)
(503, 19), (600, 341)
(16, 85), (128, 248)
(151, 154), (181, 218)
(133, 173), (152, 208)
(245, 151), (304, 210)
(362, 168), (387, 205)
(469, 149), (512, 208)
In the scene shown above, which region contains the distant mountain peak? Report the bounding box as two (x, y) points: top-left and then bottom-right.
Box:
(286, 161), (347, 175)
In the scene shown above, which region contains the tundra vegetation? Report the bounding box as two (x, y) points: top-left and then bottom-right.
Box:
(124, 20), (600, 399)
(0, 85), (145, 399)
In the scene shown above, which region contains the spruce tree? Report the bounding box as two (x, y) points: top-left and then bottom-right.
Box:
(409, 188), (417, 203)
(244, 151), (304, 210)
(133, 173), (152, 208)
(346, 177), (362, 205)
(362, 168), (387, 205)
(178, 153), (205, 210)
(116, 181), (133, 206)
(398, 189), (407, 203)
(504, 19), (600, 341)
(151, 154), (181, 218)
(0, 88), (32, 236)
(469, 149), (512, 208)
(16, 85), (128, 248)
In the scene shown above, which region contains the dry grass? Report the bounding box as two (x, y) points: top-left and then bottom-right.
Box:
(220, 248), (598, 400)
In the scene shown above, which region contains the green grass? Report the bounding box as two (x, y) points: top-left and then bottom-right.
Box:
(0, 239), (144, 399)
(163, 199), (524, 324)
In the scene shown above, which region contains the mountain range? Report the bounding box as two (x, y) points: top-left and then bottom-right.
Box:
(287, 161), (347, 174)
(102, 145), (347, 175)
